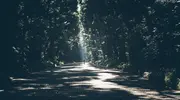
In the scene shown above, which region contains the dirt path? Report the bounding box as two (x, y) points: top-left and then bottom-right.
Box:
(2, 63), (180, 100)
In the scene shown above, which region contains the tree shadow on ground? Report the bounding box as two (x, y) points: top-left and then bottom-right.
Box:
(1, 73), (139, 100)
(107, 73), (155, 90)
(0, 63), (178, 100)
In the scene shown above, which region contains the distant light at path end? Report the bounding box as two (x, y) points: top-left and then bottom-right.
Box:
(80, 62), (89, 67)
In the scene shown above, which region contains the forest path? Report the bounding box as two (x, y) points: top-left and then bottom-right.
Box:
(1, 63), (180, 100)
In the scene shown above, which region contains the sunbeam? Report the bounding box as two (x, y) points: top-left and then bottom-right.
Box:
(76, 0), (88, 62)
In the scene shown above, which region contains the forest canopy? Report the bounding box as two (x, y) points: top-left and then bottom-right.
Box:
(2, 0), (180, 89)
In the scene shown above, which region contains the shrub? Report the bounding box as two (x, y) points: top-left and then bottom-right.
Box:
(177, 78), (180, 90)
(165, 71), (178, 89)
(148, 71), (165, 90)
(117, 62), (131, 69)
(59, 61), (64, 65)
(143, 72), (152, 80)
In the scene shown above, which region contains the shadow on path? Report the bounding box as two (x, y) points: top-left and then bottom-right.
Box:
(1, 63), (180, 100)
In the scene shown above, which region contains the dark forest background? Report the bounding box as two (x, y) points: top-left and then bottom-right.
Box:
(1, 0), (180, 90)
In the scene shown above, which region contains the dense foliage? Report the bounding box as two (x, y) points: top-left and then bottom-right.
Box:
(2, 0), (180, 89)
(85, 0), (180, 72)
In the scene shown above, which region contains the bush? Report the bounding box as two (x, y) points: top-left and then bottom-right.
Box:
(105, 59), (118, 68)
(143, 72), (152, 79)
(58, 61), (64, 66)
(117, 62), (131, 69)
(177, 78), (180, 90)
(148, 71), (165, 90)
(165, 71), (178, 89)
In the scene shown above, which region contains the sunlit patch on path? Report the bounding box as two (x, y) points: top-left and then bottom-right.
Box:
(4, 63), (180, 100)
